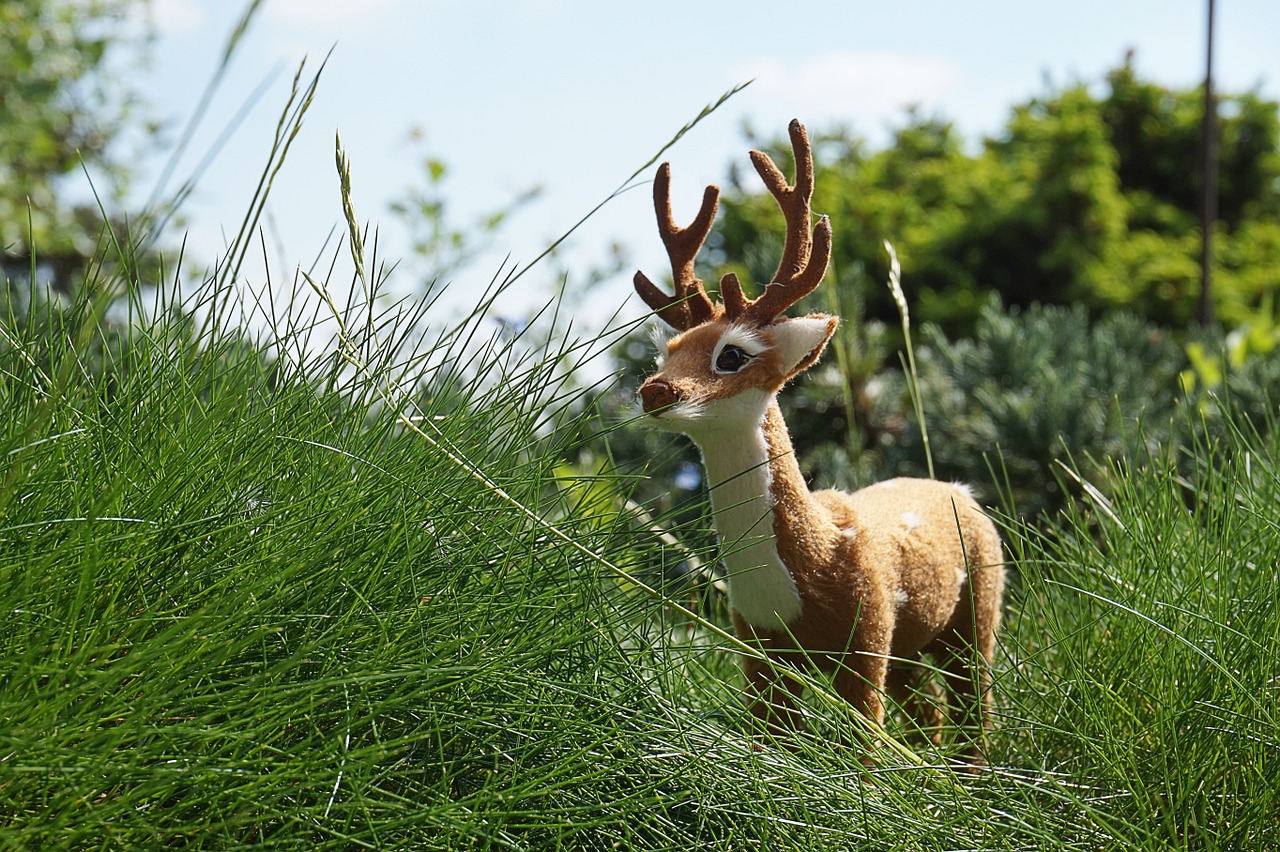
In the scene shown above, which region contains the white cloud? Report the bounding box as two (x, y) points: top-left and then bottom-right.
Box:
(145, 0), (206, 36)
(733, 51), (960, 130)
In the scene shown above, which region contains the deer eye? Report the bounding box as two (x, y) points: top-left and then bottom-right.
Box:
(714, 345), (753, 374)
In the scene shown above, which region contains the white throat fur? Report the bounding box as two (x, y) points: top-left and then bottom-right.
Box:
(693, 394), (802, 629)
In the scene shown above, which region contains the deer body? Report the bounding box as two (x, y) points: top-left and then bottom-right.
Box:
(634, 120), (1005, 762)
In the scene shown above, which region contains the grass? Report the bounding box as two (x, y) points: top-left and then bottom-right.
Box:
(2, 66), (1278, 852)
(5, 221), (1278, 852)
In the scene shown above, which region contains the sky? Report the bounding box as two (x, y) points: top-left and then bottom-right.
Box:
(130, 0), (1280, 324)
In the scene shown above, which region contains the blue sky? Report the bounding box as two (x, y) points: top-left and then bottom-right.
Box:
(135, 0), (1280, 320)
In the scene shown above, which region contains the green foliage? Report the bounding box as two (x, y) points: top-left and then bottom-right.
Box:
(3, 19), (1276, 841)
(714, 58), (1280, 333)
(883, 302), (1187, 518)
(0, 274), (660, 847)
(651, 59), (1280, 530)
(998, 410), (1280, 848)
(763, 296), (1280, 524)
(0, 0), (154, 291)
(4, 138), (1280, 852)
(979, 85), (1129, 312)
(1105, 61), (1280, 230)
(1182, 295), (1280, 391)
(6, 226), (1278, 849)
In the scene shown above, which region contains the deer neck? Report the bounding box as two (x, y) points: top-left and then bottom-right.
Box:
(695, 398), (819, 629)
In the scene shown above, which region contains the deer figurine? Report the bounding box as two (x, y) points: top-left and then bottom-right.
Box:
(634, 119), (1005, 764)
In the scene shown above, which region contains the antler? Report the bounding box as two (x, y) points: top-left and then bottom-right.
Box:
(632, 163), (720, 330)
(634, 119), (831, 330)
(721, 119), (832, 325)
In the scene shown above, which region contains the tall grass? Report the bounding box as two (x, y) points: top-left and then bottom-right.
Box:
(2, 81), (1278, 852)
(995, 411), (1280, 848)
(6, 218), (1278, 852)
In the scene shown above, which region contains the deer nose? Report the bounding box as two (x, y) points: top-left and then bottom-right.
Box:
(639, 379), (680, 413)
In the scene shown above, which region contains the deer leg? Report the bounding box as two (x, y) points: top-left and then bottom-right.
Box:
(829, 650), (891, 769)
(832, 650), (888, 727)
(933, 611), (996, 766)
(939, 557), (1002, 768)
(937, 645), (993, 768)
(886, 663), (946, 746)
(741, 654), (805, 736)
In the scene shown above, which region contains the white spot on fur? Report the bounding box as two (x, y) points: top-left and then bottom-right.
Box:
(841, 527), (858, 542)
(901, 511), (923, 532)
(951, 482), (975, 500)
(895, 589), (910, 608)
(955, 565), (967, 587)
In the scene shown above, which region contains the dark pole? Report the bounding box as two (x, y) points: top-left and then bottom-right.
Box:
(1199, 0), (1218, 326)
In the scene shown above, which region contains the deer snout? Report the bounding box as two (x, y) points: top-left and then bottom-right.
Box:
(639, 379), (681, 413)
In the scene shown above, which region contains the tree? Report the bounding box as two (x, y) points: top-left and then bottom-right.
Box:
(714, 57), (1280, 333)
(1096, 59), (1280, 326)
(1, 0), (153, 294)
(611, 60), (1280, 525)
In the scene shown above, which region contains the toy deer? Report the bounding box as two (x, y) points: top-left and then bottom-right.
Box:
(634, 119), (1005, 764)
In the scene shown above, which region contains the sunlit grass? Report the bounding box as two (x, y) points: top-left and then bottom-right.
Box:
(5, 208), (1277, 850)
(1, 45), (1277, 850)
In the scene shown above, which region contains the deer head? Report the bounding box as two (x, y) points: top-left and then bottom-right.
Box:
(635, 119), (836, 439)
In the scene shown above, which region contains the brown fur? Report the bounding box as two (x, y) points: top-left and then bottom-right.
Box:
(632, 119), (1005, 764)
(739, 403), (1004, 761)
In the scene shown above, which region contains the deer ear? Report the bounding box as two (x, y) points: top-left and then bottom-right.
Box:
(772, 314), (838, 378)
